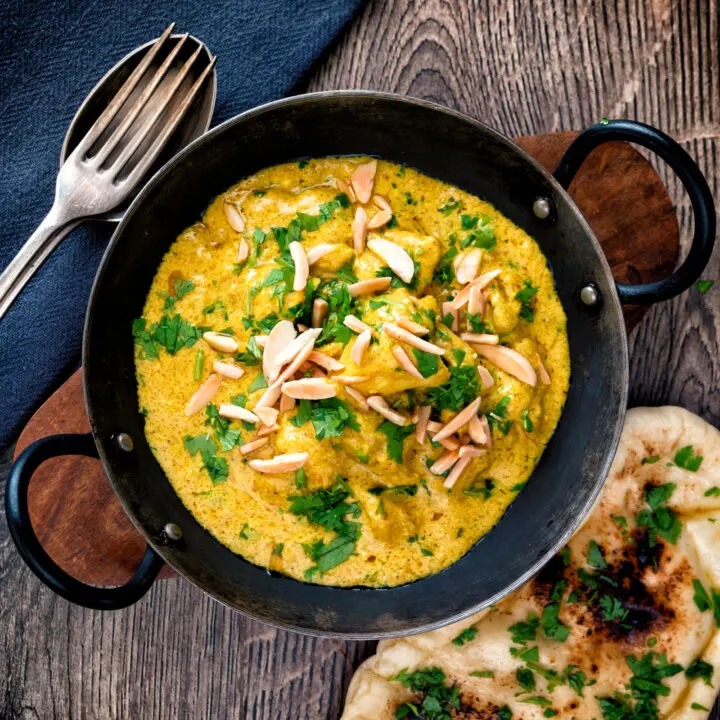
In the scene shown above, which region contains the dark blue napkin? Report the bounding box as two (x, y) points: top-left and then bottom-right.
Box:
(0, 0), (363, 448)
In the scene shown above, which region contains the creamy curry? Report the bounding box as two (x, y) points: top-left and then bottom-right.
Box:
(134, 157), (570, 587)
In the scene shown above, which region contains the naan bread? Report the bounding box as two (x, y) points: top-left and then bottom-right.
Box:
(342, 407), (720, 719)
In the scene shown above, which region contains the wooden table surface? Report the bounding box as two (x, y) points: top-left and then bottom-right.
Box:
(1, 1), (718, 718)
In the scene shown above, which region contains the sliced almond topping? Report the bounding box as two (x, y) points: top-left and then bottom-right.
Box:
(289, 241), (309, 291)
(350, 159), (377, 204)
(462, 333), (500, 345)
(536, 353), (551, 385)
(480, 415), (493, 448)
(411, 407), (421, 423)
(443, 455), (472, 489)
(477, 366), (494, 390)
(254, 334), (268, 349)
(433, 397), (482, 442)
(256, 423), (280, 438)
(367, 209), (393, 230)
(353, 206), (368, 254)
(311, 298), (328, 328)
(430, 449), (459, 475)
(254, 383), (283, 409)
(213, 361), (244, 380)
(249, 452), (309, 474)
(468, 284), (484, 315)
(279, 392), (296, 412)
(348, 277), (392, 297)
(224, 202), (246, 233)
(274, 328), (322, 369)
(218, 403), (258, 423)
(441, 302), (459, 332)
(426, 420), (444, 433)
(335, 177), (357, 203)
(373, 194), (392, 213)
(382, 323), (445, 355)
(263, 320), (297, 384)
(306, 243), (336, 265)
(255, 407), (279, 427)
(450, 269), (502, 310)
(367, 395), (409, 426)
(282, 378), (337, 400)
(184, 374), (222, 416)
(367, 238), (415, 284)
(474, 344), (537, 386)
(395, 316), (429, 336)
(392, 346), (423, 379)
(310, 367), (326, 379)
(334, 375), (370, 385)
(435, 434), (460, 451)
(343, 314), (373, 334)
(350, 329), (372, 365)
(240, 437), (269, 455)
(468, 414), (488, 444)
(454, 249), (483, 285)
(298, 324), (308, 332)
(203, 332), (239, 354)
(459, 445), (486, 458)
(236, 237), (250, 263)
(345, 386), (369, 410)
(308, 351), (345, 372)
(415, 406), (432, 444)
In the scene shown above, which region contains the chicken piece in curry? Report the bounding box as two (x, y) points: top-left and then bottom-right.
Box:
(134, 157), (570, 587)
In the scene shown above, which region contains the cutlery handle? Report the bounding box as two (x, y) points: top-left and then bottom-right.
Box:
(0, 206), (80, 321)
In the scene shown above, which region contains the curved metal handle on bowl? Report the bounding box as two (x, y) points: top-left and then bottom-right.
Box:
(553, 119), (716, 305)
(5, 433), (164, 610)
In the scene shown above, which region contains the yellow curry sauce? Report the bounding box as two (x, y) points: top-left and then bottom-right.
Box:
(134, 157), (570, 587)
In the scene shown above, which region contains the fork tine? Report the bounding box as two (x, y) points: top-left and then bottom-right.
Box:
(92, 33), (190, 166)
(78, 24), (175, 153)
(110, 48), (211, 180)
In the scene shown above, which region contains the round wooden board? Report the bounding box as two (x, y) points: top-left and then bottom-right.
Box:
(12, 130), (679, 587)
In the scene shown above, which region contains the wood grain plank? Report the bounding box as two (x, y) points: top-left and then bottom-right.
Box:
(1, 1), (718, 718)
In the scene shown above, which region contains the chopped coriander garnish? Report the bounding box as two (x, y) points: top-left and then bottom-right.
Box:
(693, 579), (712, 612)
(696, 279), (714, 293)
(193, 350), (204, 380)
(636, 482), (682, 545)
(705, 487), (720, 496)
(183, 433), (228, 483)
(438, 197), (463, 215)
(378, 421), (416, 463)
(521, 409), (533, 432)
(587, 540), (607, 569)
(290, 398), (360, 440)
(463, 478), (494, 499)
(248, 372), (269, 392)
(674, 445), (703, 471)
(412, 348), (439, 377)
(295, 468), (307, 490)
(641, 455), (660, 465)
(515, 279), (540, 322)
(427, 365), (480, 412)
(271, 543), (284, 557)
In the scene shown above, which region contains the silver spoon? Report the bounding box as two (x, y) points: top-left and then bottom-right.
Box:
(0, 25), (216, 321)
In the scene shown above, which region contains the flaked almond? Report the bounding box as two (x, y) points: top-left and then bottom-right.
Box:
(426, 420), (444, 433)
(203, 332), (239, 353)
(459, 445), (486, 459)
(367, 395), (408, 426)
(443, 455), (472, 489)
(474, 344), (537, 386)
(433, 397), (482, 442)
(249, 452), (309, 474)
(254, 383), (283, 409)
(311, 298), (328, 328)
(477, 363), (495, 388)
(279, 393), (296, 412)
(275, 335), (321, 386)
(353, 206), (368, 254)
(367, 238), (415, 284)
(468, 284), (484, 316)
(441, 302), (459, 332)
(334, 375), (370, 385)
(536, 353), (551, 385)
(310, 367), (326, 379)
(468, 414), (488, 444)
(395, 316), (429, 336)
(434, 434), (460, 451)
(254, 334), (268, 349)
(240, 437), (269, 455)
(343, 314), (372, 334)
(255, 407), (279, 427)
(480, 415), (493, 448)
(348, 277), (392, 297)
(306, 243), (336, 265)
(224, 202), (245, 233)
(392, 346), (423, 379)
(256, 423), (280, 438)
(236, 237), (250, 263)
(382, 323), (445, 355)
(350, 159), (377, 204)
(454, 248), (483, 284)
(298, 324), (308, 332)
(450, 269), (502, 310)
(184, 374), (222, 416)
(462, 333), (500, 345)
(411, 407), (421, 423)
(373, 194), (392, 213)
(289, 241), (309, 291)
(415, 406), (432, 444)
(282, 378), (337, 400)
(213, 361), (244, 380)
(308, 351), (344, 372)
(430, 449), (459, 475)
(345, 386), (369, 409)
(275, 328), (322, 368)
(367, 209), (392, 230)
(350, 329), (371, 365)
(219, 403), (258, 423)
(335, 177), (356, 203)
(262, 319), (297, 384)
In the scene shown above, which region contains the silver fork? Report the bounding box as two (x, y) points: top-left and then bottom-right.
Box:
(0, 24), (216, 321)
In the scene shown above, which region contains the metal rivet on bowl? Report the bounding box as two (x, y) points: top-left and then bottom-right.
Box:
(164, 523), (183, 541)
(532, 197), (552, 219)
(580, 283), (600, 307)
(116, 433), (134, 452)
